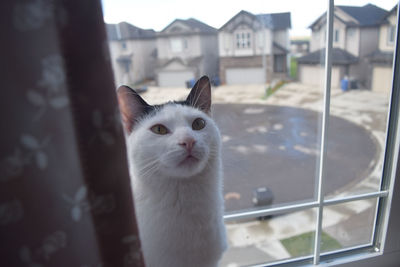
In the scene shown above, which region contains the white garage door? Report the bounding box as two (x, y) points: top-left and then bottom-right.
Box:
(158, 71), (194, 87)
(299, 65), (340, 88)
(372, 66), (392, 93)
(226, 68), (265, 85)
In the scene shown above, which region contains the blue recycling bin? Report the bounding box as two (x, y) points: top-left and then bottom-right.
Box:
(341, 78), (349, 91)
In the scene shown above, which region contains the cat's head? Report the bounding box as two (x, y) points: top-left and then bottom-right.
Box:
(117, 76), (220, 179)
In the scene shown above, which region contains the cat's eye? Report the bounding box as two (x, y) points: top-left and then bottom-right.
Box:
(150, 124), (169, 135)
(192, 118), (206, 130)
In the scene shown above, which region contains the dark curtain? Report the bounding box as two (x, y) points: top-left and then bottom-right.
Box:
(0, 0), (144, 266)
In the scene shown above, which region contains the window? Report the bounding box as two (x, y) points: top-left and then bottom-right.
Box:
(121, 41), (127, 50)
(170, 38), (183, 52)
(183, 38), (188, 49)
(388, 25), (396, 44)
(334, 29), (339, 42)
(103, 0), (399, 266)
(236, 31), (251, 49)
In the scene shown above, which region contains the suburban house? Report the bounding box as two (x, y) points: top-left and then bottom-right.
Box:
(290, 39), (310, 57)
(156, 18), (218, 87)
(218, 10), (291, 85)
(297, 4), (388, 89)
(106, 22), (157, 87)
(368, 5), (397, 93)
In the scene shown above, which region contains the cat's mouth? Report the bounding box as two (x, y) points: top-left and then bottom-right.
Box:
(178, 155), (199, 166)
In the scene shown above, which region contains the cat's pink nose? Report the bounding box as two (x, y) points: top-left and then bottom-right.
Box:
(179, 138), (196, 151)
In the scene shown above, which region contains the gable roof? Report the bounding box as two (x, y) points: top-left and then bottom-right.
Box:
(160, 18), (217, 35)
(380, 4), (398, 24)
(219, 10), (291, 31)
(106, 22), (156, 41)
(309, 4), (388, 29)
(256, 12), (291, 30)
(297, 48), (358, 65)
(337, 4), (388, 26)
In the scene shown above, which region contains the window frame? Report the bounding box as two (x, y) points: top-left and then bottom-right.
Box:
(236, 31), (252, 49)
(223, 0), (400, 266)
(388, 24), (396, 45)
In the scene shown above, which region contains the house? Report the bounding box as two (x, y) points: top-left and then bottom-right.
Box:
(290, 39), (310, 57)
(106, 22), (157, 87)
(297, 4), (388, 88)
(368, 5), (397, 93)
(218, 10), (291, 85)
(156, 18), (218, 87)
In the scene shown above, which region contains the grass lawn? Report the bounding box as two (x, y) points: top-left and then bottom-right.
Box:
(281, 231), (342, 257)
(290, 57), (298, 79)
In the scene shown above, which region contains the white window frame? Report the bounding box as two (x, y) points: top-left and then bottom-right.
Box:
(236, 31), (251, 49)
(223, 0), (400, 266)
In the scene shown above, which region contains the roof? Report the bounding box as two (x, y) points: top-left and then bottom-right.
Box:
(106, 22), (156, 41)
(160, 18), (217, 34)
(291, 40), (310, 45)
(337, 4), (388, 26)
(309, 4), (388, 28)
(157, 56), (204, 69)
(297, 48), (358, 65)
(380, 4), (398, 24)
(367, 50), (394, 64)
(273, 42), (290, 54)
(256, 12), (291, 30)
(219, 10), (291, 31)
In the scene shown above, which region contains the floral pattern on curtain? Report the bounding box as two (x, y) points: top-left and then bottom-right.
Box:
(0, 0), (144, 266)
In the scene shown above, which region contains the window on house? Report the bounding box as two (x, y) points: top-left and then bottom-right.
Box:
(183, 38), (188, 49)
(236, 31), (251, 49)
(388, 25), (396, 44)
(334, 29), (339, 42)
(170, 38), (183, 52)
(121, 41), (127, 50)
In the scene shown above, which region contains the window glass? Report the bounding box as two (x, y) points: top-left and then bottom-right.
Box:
(103, 0), (398, 266)
(221, 208), (316, 266)
(388, 25), (396, 44)
(325, 4), (397, 200)
(321, 199), (378, 253)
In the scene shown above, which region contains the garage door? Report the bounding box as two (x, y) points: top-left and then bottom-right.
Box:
(299, 65), (340, 88)
(372, 66), (392, 93)
(158, 71), (194, 87)
(226, 68), (265, 85)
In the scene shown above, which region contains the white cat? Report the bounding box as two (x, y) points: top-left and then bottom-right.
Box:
(117, 76), (227, 267)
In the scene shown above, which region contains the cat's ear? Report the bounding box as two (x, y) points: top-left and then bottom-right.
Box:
(117, 85), (150, 133)
(186, 76), (211, 113)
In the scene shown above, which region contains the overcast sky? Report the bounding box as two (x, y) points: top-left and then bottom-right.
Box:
(101, 0), (397, 37)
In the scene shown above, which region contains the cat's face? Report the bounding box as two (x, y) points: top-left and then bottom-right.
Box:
(117, 76), (220, 179)
(130, 104), (220, 178)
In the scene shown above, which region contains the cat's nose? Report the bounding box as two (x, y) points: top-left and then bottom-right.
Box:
(179, 138), (196, 151)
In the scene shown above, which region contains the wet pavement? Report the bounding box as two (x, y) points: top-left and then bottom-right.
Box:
(213, 104), (378, 212)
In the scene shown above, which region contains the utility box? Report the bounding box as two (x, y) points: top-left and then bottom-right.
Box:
(252, 186), (274, 207)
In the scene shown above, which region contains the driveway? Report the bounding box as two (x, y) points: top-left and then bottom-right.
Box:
(213, 103), (378, 212)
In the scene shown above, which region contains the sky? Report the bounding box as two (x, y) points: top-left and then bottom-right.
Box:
(101, 0), (397, 37)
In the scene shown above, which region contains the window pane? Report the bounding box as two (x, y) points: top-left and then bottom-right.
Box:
(322, 198), (378, 252)
(105, 0), (327, 213)
(325, 3), (397, 199)
(221, 208), (316, 266)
